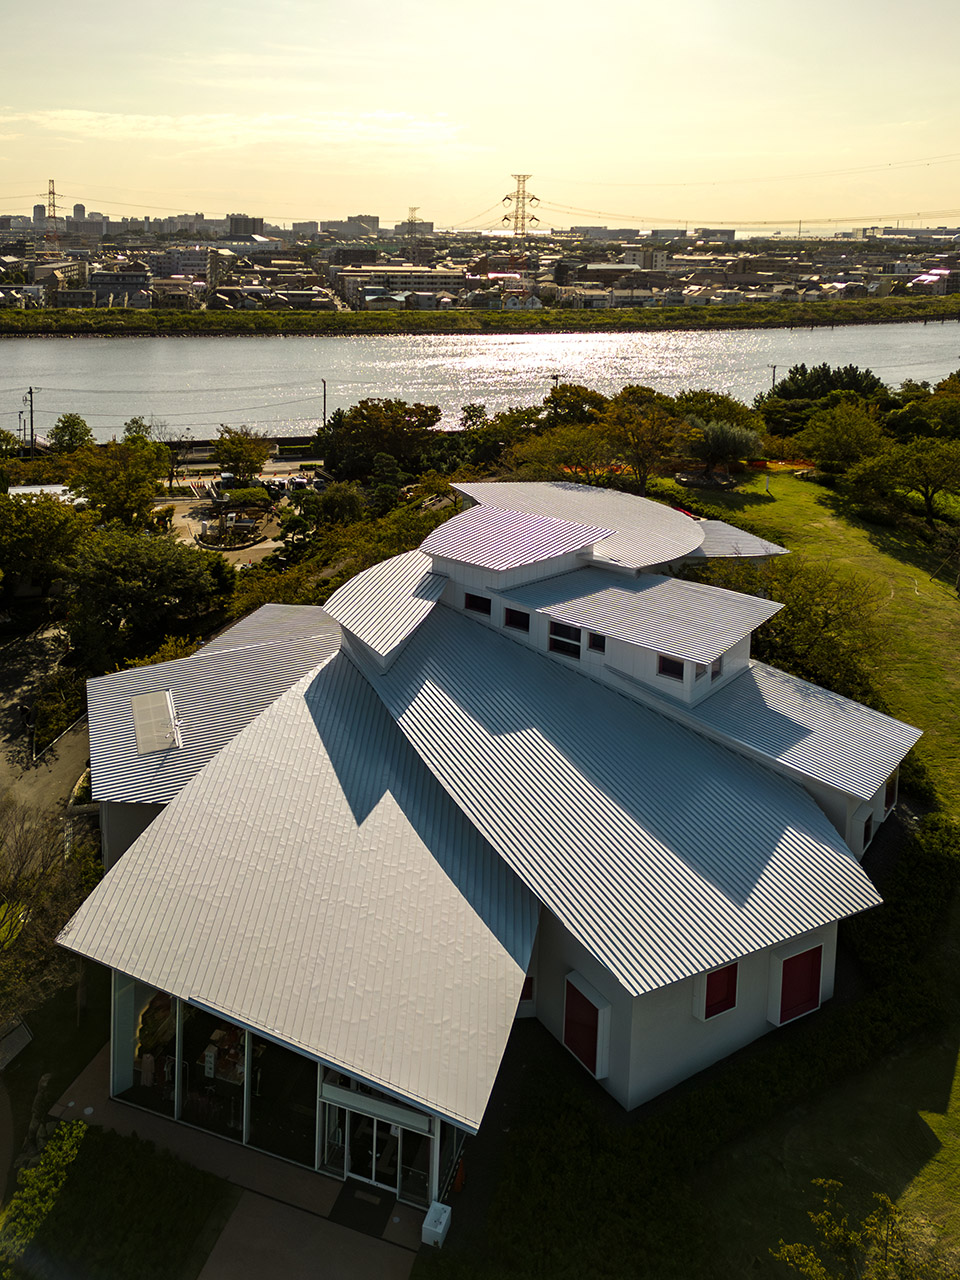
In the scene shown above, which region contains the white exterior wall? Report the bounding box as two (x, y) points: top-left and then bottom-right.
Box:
(101, 800), (164, 870)
(625, 922), (837, 1108)
(535, 912), (838, 1111)
(433, 553), (585, 597)
(535, 910), (636, 1109)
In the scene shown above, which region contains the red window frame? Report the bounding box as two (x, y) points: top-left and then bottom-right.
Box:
(563, 979), (599, 1075)
(704, 963), (738, 1019)
(779, 945), (822, 1023)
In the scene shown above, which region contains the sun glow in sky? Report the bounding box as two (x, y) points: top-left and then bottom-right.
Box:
(3, 0), (960, 233)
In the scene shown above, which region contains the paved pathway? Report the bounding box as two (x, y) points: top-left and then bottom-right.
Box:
(54, 1048), (422, 1279)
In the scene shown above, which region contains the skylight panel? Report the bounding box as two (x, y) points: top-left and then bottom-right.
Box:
(131, 690), (182, 755)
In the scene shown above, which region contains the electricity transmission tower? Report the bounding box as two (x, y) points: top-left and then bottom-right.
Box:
(45, 178), (61, 254)
(502, 174), (539, 239)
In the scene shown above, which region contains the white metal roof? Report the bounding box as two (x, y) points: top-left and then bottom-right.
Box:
(499, 569), (782, 663)
(200, 604), (336, 655)
(88, 606), (341, 805)
(324, 550), (447, 668)
(452, 481), (704, 568)
(352, 599), (880, 998)
(683, 661), (922, 800)
(61, 652), (538, 1133)
(420, 506), (613, 571)
(685, 520), (788, 560)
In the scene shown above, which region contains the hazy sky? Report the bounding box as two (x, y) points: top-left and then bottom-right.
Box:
(3, 0), (959, 233)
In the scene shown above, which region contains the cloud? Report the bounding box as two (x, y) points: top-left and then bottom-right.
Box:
(0, 108), (459, 153)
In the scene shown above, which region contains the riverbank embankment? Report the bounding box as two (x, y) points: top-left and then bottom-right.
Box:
(2, 294), (960, 339)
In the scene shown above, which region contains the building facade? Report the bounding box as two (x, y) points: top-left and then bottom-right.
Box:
(60, 484), (918, 1216)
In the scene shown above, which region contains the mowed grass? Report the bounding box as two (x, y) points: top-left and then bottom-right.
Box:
(669, 472), (960, 1272)
(703, 471), (960, 817)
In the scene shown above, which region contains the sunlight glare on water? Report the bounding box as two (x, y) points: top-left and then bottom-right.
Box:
(0, 323), (958, 440)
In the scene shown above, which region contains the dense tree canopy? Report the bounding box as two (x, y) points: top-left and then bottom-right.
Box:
(799, 400), (886, 473)
(320, 398), (441, 481)
(64, 530), (233, 669)
(687, 556), (888, 707)
(602, 386), (682, 494)
(211, 425), (273, 484)
(765, 362), (886, 402)
(847, 438), (960, 525)
(685, 418), (761, 476)
(0, 794), (97, 1028)
(0, 494), (91, 595)
(48, 413), (93, 454)
(68, 438), (167, 527)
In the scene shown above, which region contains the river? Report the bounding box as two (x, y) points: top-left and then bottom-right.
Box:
(1, 322), (959, 442)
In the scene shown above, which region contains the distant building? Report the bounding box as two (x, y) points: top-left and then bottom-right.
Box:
(228, 214), (264, 237)
(622, 247), (668, 270)
(694, 229), (737, 243)
(73, 203), (85, 221)
(345, 214), (379, 238)
(292, 221), (319, 237)
(650, 229), (687, 241)
(32, 204), (45, 226)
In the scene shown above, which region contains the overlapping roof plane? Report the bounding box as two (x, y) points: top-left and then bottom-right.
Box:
(325, 550), (446, 665)
(62, 653), (538, 1133)
(498, 568), (782, 663)
(420, 505), (613, 571)
(683, 661), (922, 800)
(87, 605), (341, 805)
(452, 480), (704, 568)
(351, 601), (881, 997)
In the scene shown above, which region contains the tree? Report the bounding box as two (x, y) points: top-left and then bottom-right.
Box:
(0, 493), (92, 595)
(685, 417), (761, 477)
(64, 530), (233, 669)
(321, 398), (440, 482)
(68, 439), (167, 527)
(541, 382), (608, 428)
(772, 1179), (946, 1279)
(687, 557), (888, 707)
(847, 439), (960, 526)
(155, 424), (194, 493)
(0, 429), (20, 460)
(507, 422), (614, 484)
(799, 401), (886, 473)
(211, 425), (273, 484)
(122, 415), (151, 441)
(48, 413), (93, 455)
(0, 794), (97, 1027)
(602, 386), (682, 494)
(765, 363), (887, 402)
(675, 388), (760, 434)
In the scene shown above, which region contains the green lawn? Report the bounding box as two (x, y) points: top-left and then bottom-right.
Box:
(701, 471), (960, 818)
(417, 473), (960, 1280)
(0, 1122), (239, 1280)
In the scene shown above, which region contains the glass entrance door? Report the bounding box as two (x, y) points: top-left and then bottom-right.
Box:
(320, 1104), (347, 1178)
(345, 1113), (402, 1196)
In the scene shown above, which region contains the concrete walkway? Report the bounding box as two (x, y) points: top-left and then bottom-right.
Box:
(54, 1047), (422, 1279)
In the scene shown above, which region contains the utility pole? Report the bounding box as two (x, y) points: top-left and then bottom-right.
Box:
(768, 364), (777, 392)
(23, 387), (35, 458)
(321, 378), (327, 427)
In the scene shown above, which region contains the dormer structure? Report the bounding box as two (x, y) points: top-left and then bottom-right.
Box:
(59, 482), (918, 1224)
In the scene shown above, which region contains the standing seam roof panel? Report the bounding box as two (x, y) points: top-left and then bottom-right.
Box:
(354, 602), (880, 997)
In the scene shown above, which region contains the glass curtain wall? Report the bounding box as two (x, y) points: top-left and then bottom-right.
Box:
(248, 1035), (318, 1166)
(179, 1007), (246, 1139)
(111, 976), (440, 1206)
(112, 975), (176, 1116)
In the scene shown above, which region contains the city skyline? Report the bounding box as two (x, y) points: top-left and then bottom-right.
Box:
(2, 0), (960, 234)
